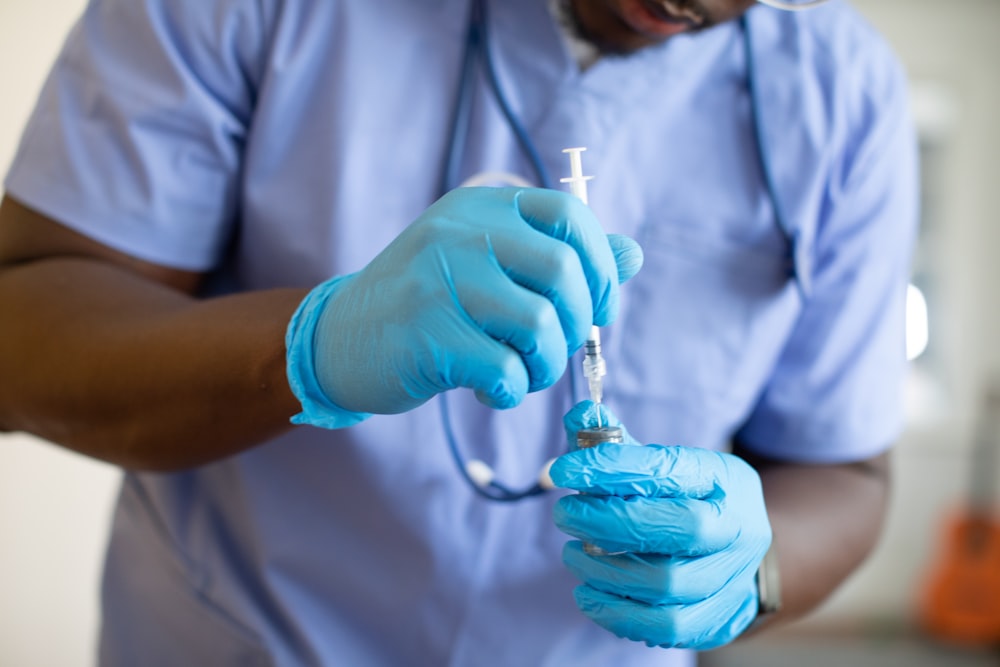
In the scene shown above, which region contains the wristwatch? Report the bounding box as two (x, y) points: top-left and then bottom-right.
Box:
(752, 542), (783, 628)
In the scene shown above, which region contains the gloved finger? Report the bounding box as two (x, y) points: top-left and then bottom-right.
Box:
(550, 443), (744, 499)
(607, 233), (644, 284)
(553, 493), (737, 556)
(561, 540), (763, 606)
(562, 400), (640, 451)
(458, 276), (567, 393)
(572, 577), (758, 650)
(486, 225), (593, 353)
(512, 189), (620, 326)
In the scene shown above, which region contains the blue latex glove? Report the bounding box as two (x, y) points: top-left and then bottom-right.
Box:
(551, 402), (772, 649)
(286, 187), (644, 428)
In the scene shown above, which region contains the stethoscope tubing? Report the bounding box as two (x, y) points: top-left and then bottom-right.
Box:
(439, 0), (806, 502)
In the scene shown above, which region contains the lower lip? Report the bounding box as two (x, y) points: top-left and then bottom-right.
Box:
(617, 0), (693, 38)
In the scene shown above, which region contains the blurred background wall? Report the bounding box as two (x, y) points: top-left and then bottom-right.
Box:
(798, 0), (1000, 631)
(1, 0), (998, 665)
(0, 3), (120, 666)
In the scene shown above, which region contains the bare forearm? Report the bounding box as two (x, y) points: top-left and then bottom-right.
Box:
(736, 445), (891, 629)
(0, 257), (306, 470)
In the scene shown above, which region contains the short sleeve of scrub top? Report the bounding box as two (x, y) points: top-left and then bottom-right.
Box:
(735, 21), (920, 464)
(3, 0), (261, 272)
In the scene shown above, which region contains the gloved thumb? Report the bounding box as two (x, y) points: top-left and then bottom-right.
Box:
(563, 400), (640, 451)
(607, 234), (643, 284)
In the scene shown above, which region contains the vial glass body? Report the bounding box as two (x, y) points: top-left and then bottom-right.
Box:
(576, 426), (625, 556)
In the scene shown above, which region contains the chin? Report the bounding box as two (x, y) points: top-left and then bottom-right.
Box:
(563, 0), (673, 56)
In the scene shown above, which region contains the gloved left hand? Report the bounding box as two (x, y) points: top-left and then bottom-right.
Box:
(550, 402), (772, 649)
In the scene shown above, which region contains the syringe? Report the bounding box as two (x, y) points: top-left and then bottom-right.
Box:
(560, 147), (606, 427)
(562, 147), (627, 555)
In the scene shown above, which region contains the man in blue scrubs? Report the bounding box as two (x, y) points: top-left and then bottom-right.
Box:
(0, 0), (917, 664)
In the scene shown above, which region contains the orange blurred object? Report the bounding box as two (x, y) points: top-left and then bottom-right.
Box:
(919, 511), (1000, 646)
(919, 381), (1000, 647)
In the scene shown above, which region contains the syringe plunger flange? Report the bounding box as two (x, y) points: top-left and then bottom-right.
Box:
(560, 147), (594, 205)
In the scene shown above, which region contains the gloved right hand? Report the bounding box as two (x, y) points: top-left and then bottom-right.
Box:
(286, 187), (644, 428)
(552, 402), (772, 650)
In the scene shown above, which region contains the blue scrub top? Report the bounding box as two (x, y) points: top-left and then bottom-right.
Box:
(4, 0), (918, 664)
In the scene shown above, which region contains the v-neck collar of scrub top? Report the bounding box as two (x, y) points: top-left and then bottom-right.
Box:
(453, 0), (745, 189)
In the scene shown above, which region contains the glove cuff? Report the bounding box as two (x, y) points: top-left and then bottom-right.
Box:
(286, 275), (373, 429)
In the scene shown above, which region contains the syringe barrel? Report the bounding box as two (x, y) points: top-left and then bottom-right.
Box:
(582, 349), (606, 377)
(582, 328), (606, 404)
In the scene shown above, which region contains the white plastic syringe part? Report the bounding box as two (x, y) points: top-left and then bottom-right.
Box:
(465, 459), (495, 488)
(562, 148), (605, 422)
(583, 326), (606, 386)
(588, 324), (601, 347)
(560, 147), (594, 205)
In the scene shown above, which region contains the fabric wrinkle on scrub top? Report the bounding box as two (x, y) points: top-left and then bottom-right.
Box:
(2, 0), (918, 664)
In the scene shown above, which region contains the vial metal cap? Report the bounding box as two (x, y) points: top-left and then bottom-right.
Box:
(576, 426), (624, 449)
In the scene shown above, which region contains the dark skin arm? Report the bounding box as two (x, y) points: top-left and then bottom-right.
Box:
(735, 443), (891, 630)
(0, 195), (306, 470)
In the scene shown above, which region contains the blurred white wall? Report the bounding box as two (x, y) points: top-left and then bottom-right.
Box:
(0, 2), (119, 666)
(804, 0), (1000, 633)
(0, 1), (998, 666)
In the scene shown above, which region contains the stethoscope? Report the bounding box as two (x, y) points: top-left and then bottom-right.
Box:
(439, 0), (814, 502)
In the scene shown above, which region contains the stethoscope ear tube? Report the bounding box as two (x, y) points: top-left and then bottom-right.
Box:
(439, 4), (813, 503)
(442, 0), (553, 194)
(440, 391), (554, 501)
